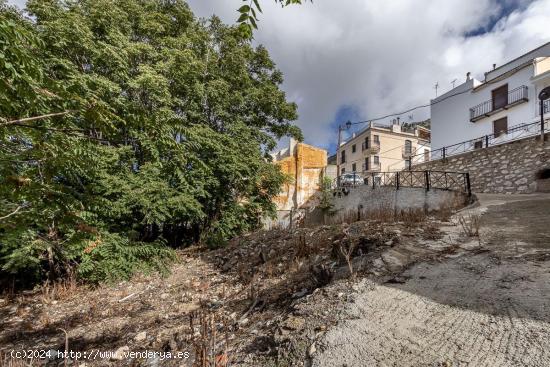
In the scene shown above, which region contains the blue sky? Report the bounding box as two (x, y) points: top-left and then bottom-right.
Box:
(8, 0), (550, 154)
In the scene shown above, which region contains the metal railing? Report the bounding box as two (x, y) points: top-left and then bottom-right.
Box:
(409, 119), (549, 165)
(362, 140), (380, 154)
(361, 163), (381, 172)
(334, 170), (471, 196)
(470, 85), (528, 121)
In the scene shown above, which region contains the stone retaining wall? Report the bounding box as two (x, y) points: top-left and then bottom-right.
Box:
(413, 135), (550, 194)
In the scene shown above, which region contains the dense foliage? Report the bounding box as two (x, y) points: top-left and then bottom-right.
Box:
(0, 0), (300, 287)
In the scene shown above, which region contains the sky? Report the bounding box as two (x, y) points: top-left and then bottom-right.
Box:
(8, 0), (550, 153)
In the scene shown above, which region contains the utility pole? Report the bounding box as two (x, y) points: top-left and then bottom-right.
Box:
(434, 82), (439, 97)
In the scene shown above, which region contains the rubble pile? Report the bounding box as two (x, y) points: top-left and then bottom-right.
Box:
(0, 216), (458, 366)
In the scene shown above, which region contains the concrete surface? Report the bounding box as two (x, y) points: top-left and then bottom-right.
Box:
(311, 193), (550, 367)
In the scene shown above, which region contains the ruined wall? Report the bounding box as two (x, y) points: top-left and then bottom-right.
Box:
(273, 142), (327, 211)
(413, 135), (550, 194)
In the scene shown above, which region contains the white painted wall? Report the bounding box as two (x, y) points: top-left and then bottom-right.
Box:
(431, 53), (550, 151)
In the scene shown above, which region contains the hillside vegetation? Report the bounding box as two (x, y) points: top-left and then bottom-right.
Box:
(0, 0), (301, 288)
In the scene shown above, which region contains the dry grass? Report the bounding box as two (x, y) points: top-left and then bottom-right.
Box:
(457, 212), (481, 237)
(40, 274), (78, 303)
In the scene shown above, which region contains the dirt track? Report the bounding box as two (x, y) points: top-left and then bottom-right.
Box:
(312, 194), (550, 367)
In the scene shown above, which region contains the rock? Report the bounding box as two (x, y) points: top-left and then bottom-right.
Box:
(111, 346), (129, 361)
(145, 356), (162, 367)
(308, 342), (317, 356)
(160, 293), (169, 300)
(292, 289), (308, 298)
(134, 331), (147, 342)
(283, 316), (305, 331)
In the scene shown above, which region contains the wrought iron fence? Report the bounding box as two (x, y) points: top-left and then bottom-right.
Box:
(334, 170), (471, 196)
(408, 119), (549, 165)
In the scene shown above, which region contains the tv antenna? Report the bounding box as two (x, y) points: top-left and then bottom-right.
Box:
(451, 79), (457, 88)
(434, 82), (439, 97)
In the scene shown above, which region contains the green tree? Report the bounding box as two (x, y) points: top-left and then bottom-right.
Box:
(236, 0), (310, 38)
(0, 0), (300, 287)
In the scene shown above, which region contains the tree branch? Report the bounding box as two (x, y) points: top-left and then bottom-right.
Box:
(0, 204), (29, 221)
(0, 111), (76, 127)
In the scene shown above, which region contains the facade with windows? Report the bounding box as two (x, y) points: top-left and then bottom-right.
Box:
(431, 42), (550, 151)
(337, 122), (430, 179)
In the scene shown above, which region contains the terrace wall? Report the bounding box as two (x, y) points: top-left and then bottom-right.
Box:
(413, 135), (550, 194)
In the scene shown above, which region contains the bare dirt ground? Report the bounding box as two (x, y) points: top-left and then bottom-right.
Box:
(1, 194), (549, 367)
(0, 207), (461, 367)
(311, 193), (550, 367)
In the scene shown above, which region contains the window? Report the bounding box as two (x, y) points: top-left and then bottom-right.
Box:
(364, 137), (369, 149)
(352, 163), (356, 172)
(352, 144), (356, 153)
(493, 117), (508, 137)
(404, 140), (412, 154)
(492, 84), (508, 111)
(341, 167), (345, 174)
(474, 140), (483, 149)
(341, 150), (346, 164)
(364, 158), (369, 171)
(373, 155), (380, 165)
(373, 135), (380, 144)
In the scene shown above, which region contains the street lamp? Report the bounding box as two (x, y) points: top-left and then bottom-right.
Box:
(538, 86), (550, 143)
(336, 120), (353, 187)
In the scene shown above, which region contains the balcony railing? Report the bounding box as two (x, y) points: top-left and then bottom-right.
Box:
(362, 140), (380, 154)
(362, 162), (381, 172)
(470, 85), (528, 122)
(541, 100), (550, 114)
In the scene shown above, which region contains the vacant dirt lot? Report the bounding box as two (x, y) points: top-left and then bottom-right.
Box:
(312, 194), (550, 367)
(2, 194), (549, 367)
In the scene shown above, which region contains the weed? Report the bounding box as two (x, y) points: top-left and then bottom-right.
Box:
(457, 212), (481, 237)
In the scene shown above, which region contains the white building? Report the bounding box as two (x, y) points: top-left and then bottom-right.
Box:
(431, 42), (550, 152)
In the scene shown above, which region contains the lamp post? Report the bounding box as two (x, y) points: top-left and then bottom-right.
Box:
(336, 120), (352, 187)
(539, 86), (550, 143)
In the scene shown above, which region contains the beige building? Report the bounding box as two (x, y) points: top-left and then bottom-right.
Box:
(337, 122), (430, 180)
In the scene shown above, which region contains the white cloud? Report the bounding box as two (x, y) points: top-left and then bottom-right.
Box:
(8, 0), (550, 151)
(186, 0), (550, 151)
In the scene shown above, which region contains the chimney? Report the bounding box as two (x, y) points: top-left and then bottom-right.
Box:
(493, 63), (496, 70)
(397, 117), (400, 124)
(466, 72), (471, 80)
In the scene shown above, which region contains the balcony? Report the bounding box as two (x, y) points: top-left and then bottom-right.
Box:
(402, 146), (416, 159)
(362, 141), (380, 154)
(362, 162), (381, 172)
(470, 85), (528, 122)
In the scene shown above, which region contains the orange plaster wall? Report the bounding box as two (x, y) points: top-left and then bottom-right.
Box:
(273, 143), (327, 211)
